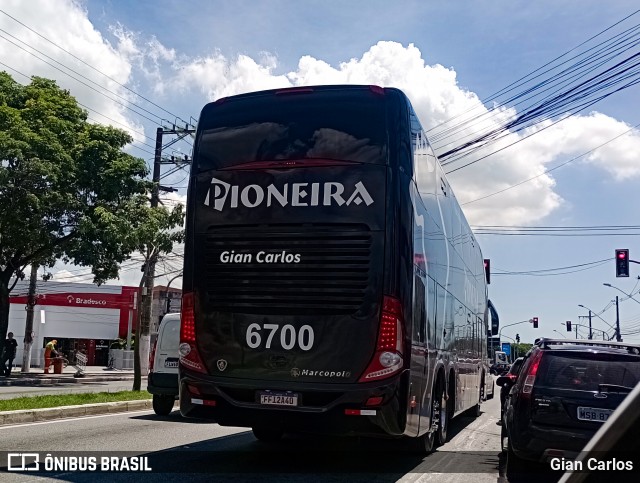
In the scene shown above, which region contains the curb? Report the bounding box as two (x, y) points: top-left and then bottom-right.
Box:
(0, 399), (155, 426)
(0, 376), (136, 387)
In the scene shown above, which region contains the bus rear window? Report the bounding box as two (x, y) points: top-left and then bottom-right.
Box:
(195, 89), (388, 171)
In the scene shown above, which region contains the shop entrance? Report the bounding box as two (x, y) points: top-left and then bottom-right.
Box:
(43, 338), (116, 366)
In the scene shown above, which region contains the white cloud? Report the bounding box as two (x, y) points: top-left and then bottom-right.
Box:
(138, 39), (640, 226)
(0, 0), (146, 143)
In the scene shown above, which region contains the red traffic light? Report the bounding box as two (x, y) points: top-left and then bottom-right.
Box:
(532, 317), (539, 329)
(484, 259), (490, 284)
(615, 249), (630, 277)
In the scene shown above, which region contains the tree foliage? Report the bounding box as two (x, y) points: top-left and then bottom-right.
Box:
(0, 72), (167, 351)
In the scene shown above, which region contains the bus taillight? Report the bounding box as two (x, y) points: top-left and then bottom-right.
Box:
(179, 292), (207, 374)
(359, 295), (404, 382)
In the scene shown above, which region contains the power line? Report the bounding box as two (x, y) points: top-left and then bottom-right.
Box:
(429, 13), (640, 172)
(493, 258), (610, 276)
(427, 9), (640, 136)
(473, 224), (640, 236)
(0, 9), (192, 126)
(461, 121), (640, 205)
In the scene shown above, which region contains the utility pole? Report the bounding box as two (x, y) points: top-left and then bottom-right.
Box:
(615, 296), (621, 341)
(21, 264), (38, 373)
(136, 123), (195, 380)
(588, 310), (592, 340)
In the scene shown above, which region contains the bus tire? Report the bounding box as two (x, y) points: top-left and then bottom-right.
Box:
(405, 430), (435, 455)
(434, 378), (449, 446)
(252, 427), (284, 443)
(152, 394), (175, 416)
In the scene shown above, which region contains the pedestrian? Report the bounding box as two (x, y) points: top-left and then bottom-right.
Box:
(2, 332), (18, 377)
(44, 339), (58, 374)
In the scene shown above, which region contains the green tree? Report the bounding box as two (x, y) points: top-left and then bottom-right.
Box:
(0, 72), (151, 357)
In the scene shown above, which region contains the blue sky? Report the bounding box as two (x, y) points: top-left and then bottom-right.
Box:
(1, 0), (639, 344)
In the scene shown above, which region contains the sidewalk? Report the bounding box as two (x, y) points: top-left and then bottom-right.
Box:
(0, 365), (137, 387)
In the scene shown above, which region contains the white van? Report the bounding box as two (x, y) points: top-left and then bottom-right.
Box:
(147, 313), (180, 415)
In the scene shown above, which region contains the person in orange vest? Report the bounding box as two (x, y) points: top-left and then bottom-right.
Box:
(44, 339), (58, 374)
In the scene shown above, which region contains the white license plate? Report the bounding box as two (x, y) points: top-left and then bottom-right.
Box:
(577, 406), (612, 422)
(259, 393), (298, 406)
(164, 360), (179, 368)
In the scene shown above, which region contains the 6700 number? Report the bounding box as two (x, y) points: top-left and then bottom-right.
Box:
(246, 323), (314, 351)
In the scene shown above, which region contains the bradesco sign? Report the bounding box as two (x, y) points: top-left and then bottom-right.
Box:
(204, 178), (374, 211)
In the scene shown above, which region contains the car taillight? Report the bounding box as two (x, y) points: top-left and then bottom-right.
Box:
(359, 295), (405, 382)
(179, 292), (207, 374)
(149, 338), (157, 372)
(521, 351), (543, 398)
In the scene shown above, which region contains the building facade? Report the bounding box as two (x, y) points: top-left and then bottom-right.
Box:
(8, 281), (139, 367)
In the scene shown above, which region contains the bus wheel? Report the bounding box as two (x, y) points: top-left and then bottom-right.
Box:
(434, 381), (448, 446)
(152, 394), (175, 416)
(252, 427), (284, 443)
(405, 429), (435, 455)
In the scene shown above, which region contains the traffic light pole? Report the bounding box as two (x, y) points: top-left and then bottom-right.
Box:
(588, 310), (592, 340)
(615, 296), (621, 342)
(498, 319), (533, 341)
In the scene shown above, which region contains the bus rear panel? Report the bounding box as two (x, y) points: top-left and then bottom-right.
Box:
(179, 85), (489, 439)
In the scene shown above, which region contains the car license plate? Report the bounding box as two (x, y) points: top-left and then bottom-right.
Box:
(259, 392), (298, 407)
(164, 360), (179, 368)
(577, 406), (612, 422)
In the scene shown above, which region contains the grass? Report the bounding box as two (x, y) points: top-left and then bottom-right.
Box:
(0, 390), (152, 412)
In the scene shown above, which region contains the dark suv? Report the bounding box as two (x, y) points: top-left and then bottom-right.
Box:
(504, 338), (640, 464)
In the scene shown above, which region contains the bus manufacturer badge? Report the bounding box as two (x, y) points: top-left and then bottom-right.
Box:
(291, 367), (300, 378)
(216, 359), (228, 372)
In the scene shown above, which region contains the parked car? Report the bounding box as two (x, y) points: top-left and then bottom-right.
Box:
(503, 338), (640, 466)
(147, 313), (180, 415)
(490, 362), (510, 375)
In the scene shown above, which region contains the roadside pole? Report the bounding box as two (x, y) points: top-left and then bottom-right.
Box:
(21, 264), (38, 373)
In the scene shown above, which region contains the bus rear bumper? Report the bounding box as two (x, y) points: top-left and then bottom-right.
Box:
(179, 371), (408, 437)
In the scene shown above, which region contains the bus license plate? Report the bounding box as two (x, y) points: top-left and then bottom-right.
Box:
(577, 407), (612, 422)
(164, 359), (179, 368)
(259, 392), (298, 407)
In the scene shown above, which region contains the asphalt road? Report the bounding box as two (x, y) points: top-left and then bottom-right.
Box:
(0, 392), (563, 482)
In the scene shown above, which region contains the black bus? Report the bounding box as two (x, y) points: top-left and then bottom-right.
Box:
(179, 85), (498, 452)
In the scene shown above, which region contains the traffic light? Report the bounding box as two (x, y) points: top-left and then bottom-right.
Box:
(516, 333), (520, 343)
(532, 317), (539, 329)
(566, 321), (572, 332)
(484, 259), (490, 284)
(615, 249), (629, 277)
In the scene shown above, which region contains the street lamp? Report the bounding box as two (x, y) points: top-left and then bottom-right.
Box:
(553, 330), (567, 339)
(603, 283), (640, 306)
(577, 304), (593, 339)
(577, 303), (617, 333)
(602, 282), (637, 342)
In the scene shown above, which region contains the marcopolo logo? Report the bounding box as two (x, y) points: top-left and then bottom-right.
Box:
(204, 178), (374, 211)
